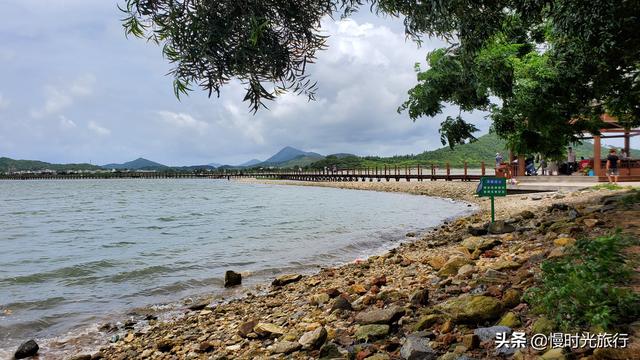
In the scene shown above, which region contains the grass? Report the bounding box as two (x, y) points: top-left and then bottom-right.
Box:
(525, 231), (639, 332)
(591, 183), (627, 191)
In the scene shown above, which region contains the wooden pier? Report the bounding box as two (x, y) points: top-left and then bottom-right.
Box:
(0, 163), (487, 182)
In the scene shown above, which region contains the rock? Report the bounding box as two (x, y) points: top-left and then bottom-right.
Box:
(501, 289), (521, 308)
(490, 259), (521, 271)
(406, 232), (417, 237)
(497, 312), (520, 327)
(224, 270), (242, 287)
(487, 220), (515, 234)
(440, 319), (453, 333)
(326, 288), (341, 298)
(553, 237), (576, 247)
(355, 306), (405, 325)
(400, 333), (437, 360)
(532, 316), (555, 334)
(468, 226), (488, 236)
(547, 247), (566, 258)
(311, 293), (331, 306)
(188, 301), (208, 311)
(410, 288), (429, 306)
(272, 274), (303, 287)
(271, 340), (302, 354)
(355, 324), (390, 341)
(462, 334), (480, 350)
(370, 275), (387, 287)
(583, 218), (602, 228)
(68, 355), (92, 360)
(415, 314), (444, 331)
(254, 322), (286, 337)
(351, 284), (368, 295)
(457, 264), (475, 277)
(473, 326), (512, 342)
(156, 339), (176, 352)
(14, 340), (39, 359)
(530, 195), (543, 200)
(366, 354), (390, 360)
(518, 210), (535, 220)
(299, 326), (328, 350)
(438, 295), (503, 323)
(238, 319), (259, 338)
(461, 236), (500, 252)
(540, 348), (566, 360)
(437, 257), (471, 277)
(331, 296), (353, 312)
(319, 342), (343, 359)
(427, 256), (447, 270)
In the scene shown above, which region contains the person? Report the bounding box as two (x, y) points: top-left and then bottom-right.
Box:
(620, 150), (628, 159)
(567, 146), (577, 173)
(539, 157), (547, 175)
(495, 152), (504, 167)
(606, 148), (620, 184)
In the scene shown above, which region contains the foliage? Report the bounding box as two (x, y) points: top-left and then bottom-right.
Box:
(591, 183), (625, 191)
(0, 157), (101, 173)
(524, 232), (639, 331)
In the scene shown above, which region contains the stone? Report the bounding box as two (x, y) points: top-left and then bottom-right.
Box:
(355, 324), (390, 341)
(497, 312), (520, 328)
(188, 301), (208, 311)
(326, 288), (341, 298)
(254, 322), (286, 337)
(400, 333), (437, 360)
(487, 220), (516, 234)
(461, 236), (500, 252)
(541, 348), (566, 360)
(299, 326), (328, 350)
(355, 306), (405, 325)
(583, 218), (602, 228)
(440, 319), (453, 333)
(554, 237), (576, 247)
(438, 295), (503, 323)
(224, 270), (242, 287)
(351, 284), (368, 295)
(490, 259), (521, 271)
(68, 355), (92, 360)
(502, 289), (522, 308)
(410, 288), (429, 306)
(272, 273), (303, 287)
(414, 314), (444, 331)
(238, 319), (259, 338)
(462, 334), (480, 350)
(518, 210), (535, 219)
(468, 226), (488, 236)
(532, 316), (555, 334)
(271, 340), (302, 354)
(319, 342), (343, 359)
(14, 339), (39, 359)
(406, 232), (417, 237)
(370, 275), (387, 287)
(437, 257), (471, 277)
(156, 339), (176, 352)
(547, 247), (566, 258)
(473, 326), (512, 342)
(457, 264), (475, 277)
(311, 293), (331, 306)
(427, 256), (447, 270)
(331, 296), (353, 312)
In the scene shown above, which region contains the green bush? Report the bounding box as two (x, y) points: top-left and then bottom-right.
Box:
(525, 232), (639, 331)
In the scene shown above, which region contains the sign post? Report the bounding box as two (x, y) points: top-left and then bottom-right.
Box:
(476, 177), (507, 223)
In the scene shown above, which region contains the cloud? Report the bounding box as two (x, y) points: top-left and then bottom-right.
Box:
(31, 74), (96, 118)
(59, 115), (76, 129)
(87, 120), (110, 136)
(0, 94), (9, 110)
(157, 111), (209, 133)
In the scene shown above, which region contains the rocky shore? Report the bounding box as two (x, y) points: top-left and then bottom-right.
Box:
(20, 182), (640, 360)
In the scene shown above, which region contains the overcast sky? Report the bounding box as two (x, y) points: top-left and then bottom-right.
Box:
(0, 1), (630, 166)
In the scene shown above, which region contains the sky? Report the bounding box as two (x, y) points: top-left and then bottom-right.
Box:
(0, 1), (632, 166)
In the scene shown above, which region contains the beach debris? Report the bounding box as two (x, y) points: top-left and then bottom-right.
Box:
(224, 270), (242, 287)
(14, 339), (39, 359)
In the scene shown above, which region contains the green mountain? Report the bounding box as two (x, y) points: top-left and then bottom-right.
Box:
(102, 158), (168, 170)
(0, 157), (101, 173)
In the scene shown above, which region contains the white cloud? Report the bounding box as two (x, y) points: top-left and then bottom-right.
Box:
(59, 115), (76, 129)
(87, 120), (110, 136)
(157, 111), (209, 133)
(0, 93), (9, 109)
(31, 74), (96, 118)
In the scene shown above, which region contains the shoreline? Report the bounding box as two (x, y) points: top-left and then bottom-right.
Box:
(9, 180), (640, 359)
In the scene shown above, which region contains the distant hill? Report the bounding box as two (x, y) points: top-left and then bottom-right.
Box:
(207, 162), (222, 168)
(238, 159), (262, 167)
(102, 158), (167, 170)
(0, 157), (101, 172)
(261, 146), (323, 165)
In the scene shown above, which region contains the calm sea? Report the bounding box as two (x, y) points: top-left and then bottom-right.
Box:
(0, 179), (472, 357)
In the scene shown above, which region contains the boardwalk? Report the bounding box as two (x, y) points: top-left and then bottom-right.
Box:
(0, 164), (488, 182)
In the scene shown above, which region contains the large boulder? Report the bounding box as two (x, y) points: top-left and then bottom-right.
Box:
(272, 274), (303, 287)
(355, 306), (405, 325)
(400, 333), (437, 360)
(224, 270), (242, 287)
(438, 295), (503, 323)
(14, 340), (39, 359)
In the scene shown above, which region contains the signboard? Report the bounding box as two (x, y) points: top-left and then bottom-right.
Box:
(476, 177), (507, 222)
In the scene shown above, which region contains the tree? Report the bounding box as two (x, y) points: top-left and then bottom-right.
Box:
(121, 0), (640, 153)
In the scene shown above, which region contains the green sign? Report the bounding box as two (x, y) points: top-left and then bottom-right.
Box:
(476, 177), (507, 222)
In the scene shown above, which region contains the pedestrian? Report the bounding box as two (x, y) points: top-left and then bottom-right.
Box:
(567, 146), (577, 173)
(495, 152), (503, 168)
(606, 148), (620, 185)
